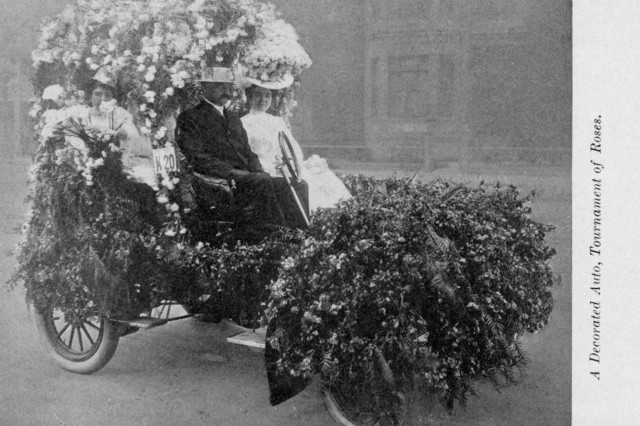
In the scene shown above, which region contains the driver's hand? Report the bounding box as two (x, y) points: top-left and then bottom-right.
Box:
(274, 154), (284, 169)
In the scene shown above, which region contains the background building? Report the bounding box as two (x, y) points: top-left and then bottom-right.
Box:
(276, 0), (571, 166)
(1, 0), (64, 157)
(1, 0), (571, 166)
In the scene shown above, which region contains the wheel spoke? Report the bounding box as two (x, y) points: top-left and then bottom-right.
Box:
(85, 320), (101, 331)
(57, 322), (71, 340)
(77, 326), (84, 352)
(68, 326), (76, 349)
(80, 323), (95, 346)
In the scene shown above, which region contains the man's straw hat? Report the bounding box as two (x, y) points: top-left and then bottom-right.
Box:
(197, 67), (235, 83)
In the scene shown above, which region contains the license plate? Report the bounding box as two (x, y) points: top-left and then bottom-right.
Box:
(153, 146), (179, 176)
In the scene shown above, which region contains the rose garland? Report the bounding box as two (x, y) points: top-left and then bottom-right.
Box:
(30, 0), (311, 146)
(28, 0), (311, 241)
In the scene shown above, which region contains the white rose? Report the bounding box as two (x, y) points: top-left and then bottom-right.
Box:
(143, 90), (156, 102)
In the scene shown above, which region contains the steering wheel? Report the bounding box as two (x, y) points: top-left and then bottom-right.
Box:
(278, 131), (301, 182)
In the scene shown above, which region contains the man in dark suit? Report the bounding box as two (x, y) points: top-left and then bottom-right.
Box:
(176, 67), (307, 229)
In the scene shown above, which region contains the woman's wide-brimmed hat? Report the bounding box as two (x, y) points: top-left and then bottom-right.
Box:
(92, 66), (117, 88)
(241, 73), (293, 90)
(234, 64), (293, 90)
(197, 67), (235, 83)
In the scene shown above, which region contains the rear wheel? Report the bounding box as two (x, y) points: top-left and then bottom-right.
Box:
(34, 306), (121, 374)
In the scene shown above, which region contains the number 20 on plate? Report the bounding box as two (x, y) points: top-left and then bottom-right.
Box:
(153, 146), (179, 177)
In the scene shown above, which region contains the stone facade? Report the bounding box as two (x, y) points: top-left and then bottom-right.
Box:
(277, 0), (571, 164)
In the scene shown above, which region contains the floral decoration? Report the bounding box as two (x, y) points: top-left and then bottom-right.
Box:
(30, 0), (311, 146)
(10, 0), (559, 420)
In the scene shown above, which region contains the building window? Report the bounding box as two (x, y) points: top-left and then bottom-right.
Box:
(370, 58), (379, 116)
(387, 54), (455, 119)
(440, 0), (455, 20)
(437, 54), (455, 117)
(370, 0), (381, 18)
(387, 55), (431, 118)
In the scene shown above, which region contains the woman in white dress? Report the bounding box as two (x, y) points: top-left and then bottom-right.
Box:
(42, 68), (157, 188)
(240, 83), (351, 212)
(83, 69), (157, 187)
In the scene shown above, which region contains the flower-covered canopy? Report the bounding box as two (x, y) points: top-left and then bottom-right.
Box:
(31, 0), (312, 146)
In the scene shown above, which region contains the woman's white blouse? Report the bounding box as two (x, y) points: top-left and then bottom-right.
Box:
(241, 110), (303, 176)
(241, 110), (352, 211)
(45, 104), (157, 187)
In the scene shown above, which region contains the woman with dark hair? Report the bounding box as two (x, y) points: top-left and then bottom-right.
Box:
(240, 81), (351, 212)
(84, 67), (157, 187)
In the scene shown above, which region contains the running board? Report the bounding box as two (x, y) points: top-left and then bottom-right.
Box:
(114, 317), (169, 329)
(226, 327), (267, 350)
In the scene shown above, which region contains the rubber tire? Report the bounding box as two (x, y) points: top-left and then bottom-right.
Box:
(34, 306), (121, 374)
(322, 387), (407, 426)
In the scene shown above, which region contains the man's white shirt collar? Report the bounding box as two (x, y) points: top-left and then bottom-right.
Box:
(203, 98), (224, 116)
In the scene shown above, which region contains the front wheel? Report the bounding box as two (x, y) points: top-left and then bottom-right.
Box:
(34, 306), (121, 374)
(322, 385), (407, 426)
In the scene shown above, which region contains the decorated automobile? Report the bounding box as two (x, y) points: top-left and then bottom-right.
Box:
(10, 1), (558, 425)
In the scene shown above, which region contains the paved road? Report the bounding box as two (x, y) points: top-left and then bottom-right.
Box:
(0, 158), (571, 425)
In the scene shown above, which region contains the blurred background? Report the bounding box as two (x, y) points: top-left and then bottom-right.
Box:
(1, 0), (571, 169)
